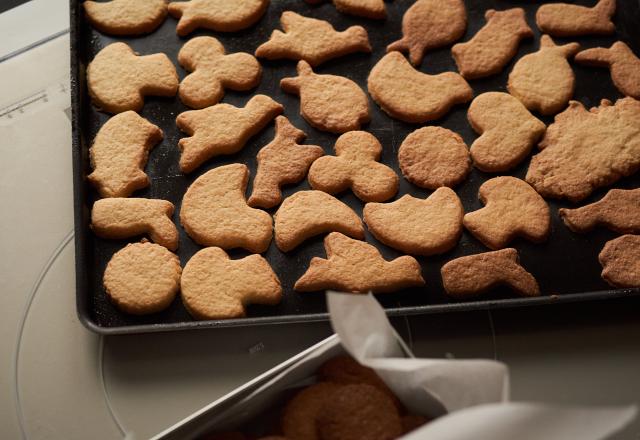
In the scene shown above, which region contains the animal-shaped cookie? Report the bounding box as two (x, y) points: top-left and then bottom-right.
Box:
(598, 235), (640, 288)
(103, 242), (182, 314)
(87, 111), (163, 198)
(559, 189), (640, 234)
(507, 35), (580, 115)
(536, 0), (615, 37)
(363, 188), (464, 256)
(180, 164), (272, 253)
(368, 52), (473, 123)
(255, 11), (371, 66)
(281, 61), (370, 134)
(526, 98), (640, 202)
(575, 42), (640, 99)
(398, 126), (471, 189)
(91, 198), (179, 251)
(463, 177), (550, 250)
(177, 36), (261, 109)
(274, 191), (364, 252)
(468, 92), (546, 173)
(84, 0), (168, 35)
(168, 0), (269, 35)
(86, 42), (178, 114)
(387, 0), (466, 65)
(248, 116), (324, 209)
(305, 0), (387, 19)
(441, 248), (540, 298)
(294, 233), (425, 293)
(452, 8), (533, 79)
(176, 94), (283, 173)
(181, 247), (282, 319)
(308, 131), (398, 202)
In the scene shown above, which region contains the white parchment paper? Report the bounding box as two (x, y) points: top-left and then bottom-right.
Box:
(401, 402), (637, 440)
(327, 292), (509, 417)
(328, 292), (637, 440)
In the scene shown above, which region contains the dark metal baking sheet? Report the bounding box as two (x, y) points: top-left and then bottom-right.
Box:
(71, 0), (640, 334)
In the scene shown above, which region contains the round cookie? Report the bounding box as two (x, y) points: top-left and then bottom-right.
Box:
(319, 356), (402, 409)
(282, 382), (343, 440)
(103, 242), (181, 314)
(398, 126), (471, 189)
(317, 383), (403, 440)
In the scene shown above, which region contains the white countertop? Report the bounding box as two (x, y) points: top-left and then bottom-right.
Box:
(0, 2), (638, 439)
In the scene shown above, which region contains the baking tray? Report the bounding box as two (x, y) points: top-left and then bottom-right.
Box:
(70, 0), (640, 334)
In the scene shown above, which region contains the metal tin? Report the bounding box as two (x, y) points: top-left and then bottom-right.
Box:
(71, 0), (640, 334)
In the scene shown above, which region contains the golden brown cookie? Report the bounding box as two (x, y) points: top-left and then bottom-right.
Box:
(575, 42), (640, 99)
(507, 35), (580, 115)
(463, 177), (550, 250)
(177, 36), (261, 109)
(176, 94), (283, 173)
(306, 0), (387, 19)
(308, 131), (398, 202)
(598, 235), (640, 288)
(559, 189), (640, 234)
(452, 8), (533, 80)
(91, 198), (178, 251)
(363, 188), (464, 256)
(294, 232), (425, 293)
(274, 191), (364, 252)
(86, 42), (178, 114)
(368, 52), (473, 123)
(536, 0), (615, 37)
(281, 61), (370, 134)
(526, 98), (640, 202)
(180, 164), (272, 253)
(87, 111), (163, 198)
(468, 92), (546, 173)
(387, 0), (466, 65)
(318, 356), (399, 408)
(282, 382), (343, 440)
(103, 242), (181, 314)
(168, 0), (269, 36)
(255, 11), (371, 66)
(84, 0), (168, 35)
(248, 116), (324, 209)
(181, 247), (282, 319)
(398, 126), (471, 189)
(441, 248), (540, 298)
(317, 384), (403, 440)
